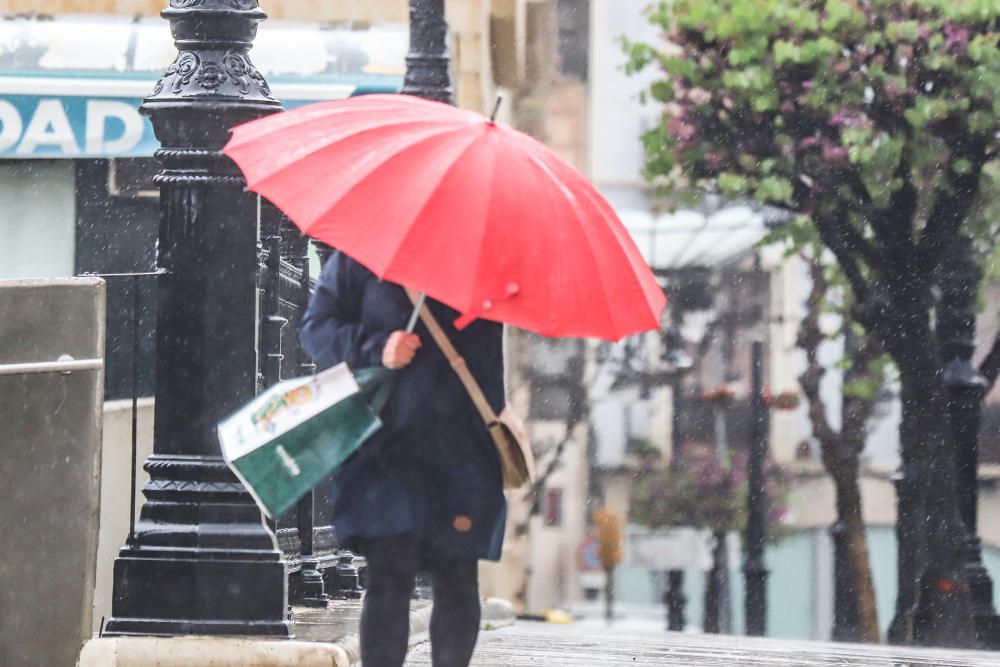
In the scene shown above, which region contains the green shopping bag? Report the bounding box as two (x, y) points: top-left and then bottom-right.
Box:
(217, 363), (394, 519)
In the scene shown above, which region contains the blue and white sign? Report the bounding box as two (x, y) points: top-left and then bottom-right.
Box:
(0, 14), (406, 159)
(0, 78), (155, 157)
(0, 77), (363, 158)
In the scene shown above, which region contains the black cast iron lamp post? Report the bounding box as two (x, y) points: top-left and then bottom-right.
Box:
(744, 341), (769, 637)
(104, 0), (289, 636)
(940, 234), (1000, 647)
(402, 0), (452, 105)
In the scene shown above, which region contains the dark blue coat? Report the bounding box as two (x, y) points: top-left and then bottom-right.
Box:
(300, 252), (507, 561)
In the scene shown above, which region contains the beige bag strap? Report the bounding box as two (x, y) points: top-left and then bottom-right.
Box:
(405, 289), (500, 426)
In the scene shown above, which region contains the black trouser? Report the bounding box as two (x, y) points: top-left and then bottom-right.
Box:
(358, 534), (481, 667)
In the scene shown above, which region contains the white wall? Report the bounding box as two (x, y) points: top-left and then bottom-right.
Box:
(92, 398), (155, 636)
(0, 161), (75, 279)
(588, 0), (662, 189)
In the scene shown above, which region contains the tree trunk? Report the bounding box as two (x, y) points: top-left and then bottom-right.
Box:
(832, 472), (881, 643)
(798, 260), (881, 643)
(836, 328), (881, 644)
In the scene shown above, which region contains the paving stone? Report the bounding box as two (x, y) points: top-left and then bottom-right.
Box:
(406, 622), (1000, 666)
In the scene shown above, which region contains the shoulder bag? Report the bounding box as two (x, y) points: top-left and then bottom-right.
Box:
(405, 289), (535, 490)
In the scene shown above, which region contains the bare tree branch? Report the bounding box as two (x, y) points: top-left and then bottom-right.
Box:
(797, 258), (841, 456)
(980, 330), (1000, 391)
(810, 205), (872, 304)
(840, 327), (885, 454)
(918, 144), (987, 267)
(523, 414), (582, 514)
(797, 255), (884, 644)
(880, 149), (919, 250)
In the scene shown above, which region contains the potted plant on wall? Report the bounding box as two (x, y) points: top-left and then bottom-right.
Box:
(701, 384), (738, 411)
(766, 389), (801, 412)
(630, 446), (790, 633)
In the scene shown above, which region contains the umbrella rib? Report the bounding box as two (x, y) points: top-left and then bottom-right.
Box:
(378, 125), (493, 313)
(229, 95), (452, 145)
(521, 150), (619, 339)
(530, 146), (664, 338)
(281, 125), (476, 241)
(455, 131), (500, 317)
(241, 119), (461, 191)
(305, 126), (485, 284)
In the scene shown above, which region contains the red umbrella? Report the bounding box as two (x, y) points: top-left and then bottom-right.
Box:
(224, 94), (665, 341)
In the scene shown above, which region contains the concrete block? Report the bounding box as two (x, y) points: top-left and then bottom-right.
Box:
(78, 637), (349, 667)
(0, 278), (105, 667)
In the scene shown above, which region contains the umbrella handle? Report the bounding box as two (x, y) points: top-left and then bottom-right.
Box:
(405, 292), (427, 333)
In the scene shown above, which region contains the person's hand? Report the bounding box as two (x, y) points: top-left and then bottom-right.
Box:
(382, 331), (422, 369)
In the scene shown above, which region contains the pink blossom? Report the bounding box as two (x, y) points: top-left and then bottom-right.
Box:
(666, 114), (696, 142)
(830, 110), (853, 126)
(944, 22), (969, 53)
(822, 142), (849, 162)
(829, 110), (871, 128)
(798, 135), (820, 150)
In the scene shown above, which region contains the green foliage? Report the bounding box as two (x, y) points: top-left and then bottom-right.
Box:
(626, 0), (1000, 248)
(627, 437), (662, 461)
(842, 353), (895, 400)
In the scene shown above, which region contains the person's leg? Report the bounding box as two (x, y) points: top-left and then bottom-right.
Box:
(427, 552), (482, 667)
(359, 534), (421, 667)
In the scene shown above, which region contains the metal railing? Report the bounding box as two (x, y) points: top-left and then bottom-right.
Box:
(259, 208), (364, 605)
(82, 269), (165, 549)
(0, 357), (104, 376)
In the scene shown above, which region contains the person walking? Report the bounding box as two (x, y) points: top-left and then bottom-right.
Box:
(300, 250), (507, 667)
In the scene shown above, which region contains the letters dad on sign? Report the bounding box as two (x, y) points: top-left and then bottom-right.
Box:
(0, 78), (340, 159)
(0, 77), (167, 158)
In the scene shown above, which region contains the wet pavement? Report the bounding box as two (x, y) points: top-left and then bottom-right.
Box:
(405, 622), (1000, 666)
(292, 599), (432, 642)
(290, 600), (365, 642)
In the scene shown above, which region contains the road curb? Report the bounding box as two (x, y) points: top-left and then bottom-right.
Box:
(77, 635), (353, 667)
(334, 597), (516, 664)
(332, 603), (434, 665)
(77, 598), (516, 666)
(481, 597), (517, 631)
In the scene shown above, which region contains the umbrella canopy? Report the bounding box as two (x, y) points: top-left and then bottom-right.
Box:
(224, 94), (665, 341)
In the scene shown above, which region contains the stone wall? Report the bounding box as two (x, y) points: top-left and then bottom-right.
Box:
(91, 398), (155, 636)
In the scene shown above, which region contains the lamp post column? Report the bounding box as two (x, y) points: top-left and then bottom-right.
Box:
(744, 341), (770, 636)
(403, 0), (453, 105)
(666, 372), (687, 632)
(940, 234), (999, 647)
(105, 0), (289, 636)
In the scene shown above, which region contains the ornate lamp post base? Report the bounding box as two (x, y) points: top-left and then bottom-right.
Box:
(105, 454), (289, 636)
(664, 570), (687, 631)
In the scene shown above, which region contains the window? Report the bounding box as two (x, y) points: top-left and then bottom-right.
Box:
(544, 489), (563, 527)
